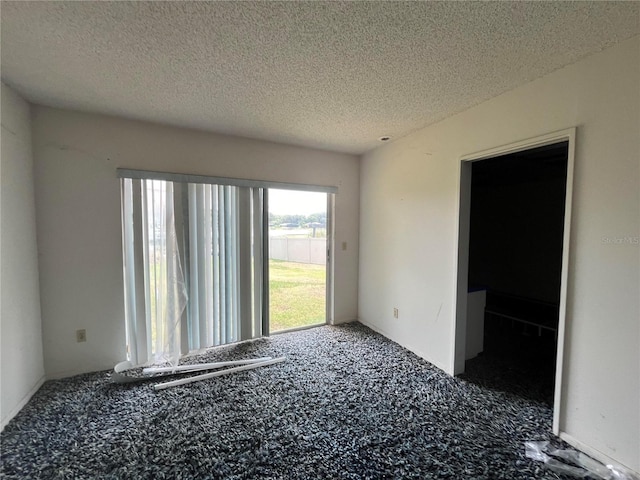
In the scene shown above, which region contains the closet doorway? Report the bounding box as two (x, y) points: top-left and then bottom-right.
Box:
(453, 129), (575, 434)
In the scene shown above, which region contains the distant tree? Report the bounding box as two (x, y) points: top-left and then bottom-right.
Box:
(269, 212), (326, 229)
(306, 212), (326, 225)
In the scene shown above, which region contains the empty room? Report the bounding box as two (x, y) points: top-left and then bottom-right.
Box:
(1, 2), (638, 479)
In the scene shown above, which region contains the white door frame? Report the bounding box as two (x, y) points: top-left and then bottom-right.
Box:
(265, 189), (334, 333)
(326, 193), (335, 325)
(452, 128), (576, 434)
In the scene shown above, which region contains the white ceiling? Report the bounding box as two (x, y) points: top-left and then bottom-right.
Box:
(2, 1), (639, 154)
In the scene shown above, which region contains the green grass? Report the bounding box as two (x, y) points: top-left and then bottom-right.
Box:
(269, 259), (326, 332)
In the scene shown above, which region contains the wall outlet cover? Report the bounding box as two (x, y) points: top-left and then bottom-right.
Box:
(76, 329), (87, 343)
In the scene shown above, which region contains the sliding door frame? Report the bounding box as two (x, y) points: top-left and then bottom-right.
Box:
(326, 193), (335, 325)
(262, 189), (270, 336)
(119, 168), (338, 346)
(264, 189), (335, 333)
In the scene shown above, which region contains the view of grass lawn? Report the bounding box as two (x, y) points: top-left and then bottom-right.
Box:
(269, 259), (326, 332)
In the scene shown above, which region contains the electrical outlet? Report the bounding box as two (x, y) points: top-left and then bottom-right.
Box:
(76, 329), (87, 343)
(393, 308), (399, 319)
(342, 241), (347, 251)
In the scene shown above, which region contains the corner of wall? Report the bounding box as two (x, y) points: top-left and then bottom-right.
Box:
(1, 82), (46, 427)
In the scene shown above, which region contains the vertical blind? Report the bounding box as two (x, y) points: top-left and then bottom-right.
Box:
(119, 168), (337, 367)
(121, 178), (264, 366)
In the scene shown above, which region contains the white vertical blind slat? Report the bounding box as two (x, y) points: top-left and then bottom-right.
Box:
(188, 184), (200, 349)
(122, 178), (263, 364)
(212, 185), (220, 346)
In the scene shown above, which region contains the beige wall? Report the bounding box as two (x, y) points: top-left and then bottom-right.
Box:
(32, 108), (359, 378)
(359, 36), (639, 471)
(1, 83), (45, 428)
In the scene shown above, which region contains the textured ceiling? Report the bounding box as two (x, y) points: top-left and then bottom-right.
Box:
(2, 2), (639, 154)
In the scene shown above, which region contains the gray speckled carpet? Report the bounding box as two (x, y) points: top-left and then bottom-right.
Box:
(1, 322), (569, 479)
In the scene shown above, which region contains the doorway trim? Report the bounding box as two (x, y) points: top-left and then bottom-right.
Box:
(326, 193), (335, 325)
(452, 128), (576, 434)
(265, 188), (334, 334)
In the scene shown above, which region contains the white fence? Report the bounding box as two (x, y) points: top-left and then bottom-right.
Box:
(269, 237), (326, 265)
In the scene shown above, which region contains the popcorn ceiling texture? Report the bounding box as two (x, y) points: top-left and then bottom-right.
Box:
(1, 323), (571, 479)
(1, 1), (639, 154)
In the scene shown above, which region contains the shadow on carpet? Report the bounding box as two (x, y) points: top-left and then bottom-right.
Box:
(460, 352), (556, 407)
(1, 322), (572, 479)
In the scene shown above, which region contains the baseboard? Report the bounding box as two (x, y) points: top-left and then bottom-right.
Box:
(44, 361), (121, 380)
(559, 431), (639, 476)
(1, 375), (46, 431)
(330, 317), (357, 325)
(358, 318), (443, 373)
(358, 318), (388, 337)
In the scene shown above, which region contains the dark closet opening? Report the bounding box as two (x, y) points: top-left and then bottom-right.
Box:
(462, 141), (568, 405)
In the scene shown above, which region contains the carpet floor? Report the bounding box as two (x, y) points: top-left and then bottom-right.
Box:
(1, 322), (571, 479)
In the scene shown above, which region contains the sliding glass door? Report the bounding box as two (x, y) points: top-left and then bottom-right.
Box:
(120, 170), (334, 366)
(267, 189), (328, 332)
(121, 178), (263, 366)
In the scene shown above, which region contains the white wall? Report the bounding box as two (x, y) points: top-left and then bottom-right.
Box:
(1, 83), (45, 428)
(32, 108), (359, 379)
(359, 36), (639, 471)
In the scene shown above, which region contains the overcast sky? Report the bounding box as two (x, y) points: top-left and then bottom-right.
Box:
(269, 189), (327, 215)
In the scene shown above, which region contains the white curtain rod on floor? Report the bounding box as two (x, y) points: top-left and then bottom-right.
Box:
(154, 357), (287, 390)
(143, 357), (273, 375)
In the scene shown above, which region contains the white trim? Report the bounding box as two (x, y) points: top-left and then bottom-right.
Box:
(559, 432), (639, 476)
(553, 128), (576, 434)
(452, 127), (577, 435)
(459, 128), (576, 163)
(360, 318), (442, 371)
(0, 376), (46, 431)
(117, 168), (338, 194)
(451, 160), (472, 375)
(326, 193), (335, 325)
